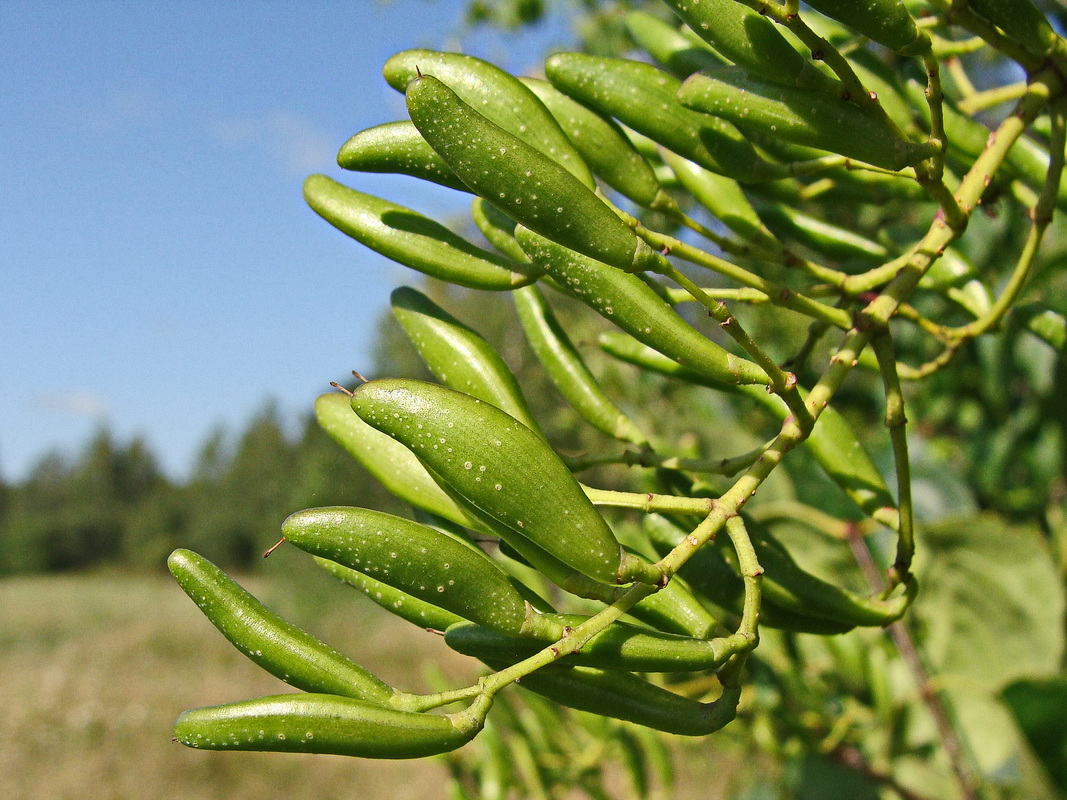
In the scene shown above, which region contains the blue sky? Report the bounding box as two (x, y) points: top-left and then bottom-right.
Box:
(1, 1), (575, 481)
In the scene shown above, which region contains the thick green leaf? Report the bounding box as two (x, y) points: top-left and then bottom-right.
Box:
(912, 514), (1064, 689)
(1003, 677), (1067, 794)
(895, 685), (1062, 799)
(1012, 302), (1067, 358)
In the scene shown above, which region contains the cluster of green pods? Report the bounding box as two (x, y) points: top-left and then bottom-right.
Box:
(168, 548), (488, 757)
(677, 67), (937, 172)
(167, 0), (1066, 761)
(658, 0), (840, 90)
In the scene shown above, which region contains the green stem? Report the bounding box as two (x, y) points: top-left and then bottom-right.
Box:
(841, 250), (915, 295)
(668, 207), (786, 266)
(930, 33), (987, 58)
(894, 93), (1064, 380)
(871, 334), (916, 593)
(747, 500), (872, 539)
(563, 446), (763, 476)
(662, 286), (772, 305)
(724, 516), (762, 642)
(637, 228), (854, 330)
(583, 486), (718, 516)
(937, 1), (1046, 72)
(947, 55), (978, 101)
(916, 52), (968, 230)
(400, 683), (485, 713)
(661, 263), (814, 433)
(946, 99), (1064, 342)
(957, 81), (1029, 114)
(477, 582), (657, 703)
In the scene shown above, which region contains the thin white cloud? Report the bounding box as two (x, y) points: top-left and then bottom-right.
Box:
(77, 86), (168, 133)
(37, 391), (110, 419)
(208, 110), (335, 175)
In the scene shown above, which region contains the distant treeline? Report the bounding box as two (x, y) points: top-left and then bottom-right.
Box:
(0, 406), (406, 575)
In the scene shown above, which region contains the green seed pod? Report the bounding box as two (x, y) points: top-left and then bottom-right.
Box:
(392, 286), (542, 434)
(314, 556), (466, 632)
(659, 0), (839, 91)
(303, 174), (539, 291)
(544, 53), (778, 182)
(445, 615), (737, 672)
(512, 284), (647, 445)
(440, 485), (627, 601)
(642, 515), (854, 635)
(798, 5), (859, 45)
(174, 693), (480, 759)
(761, 600), (858, 634)
(647, 505), (903, 630)
(755, 203), (890, 264)
(406, 75), (666, 274)
(599, 328), (726, 384)
(516, 227), (770, 388)
(520, 76), (676, 212)
(598, 332), (897, 522)
(735, 123), (832, 165)
(802, 0), (930, 55)
(507, 664), (741, 736)
(629, 574), (721, 638)
(316, 392), (474, 527)
(740, 519), (905, 627)
(351, 378), (657, 585)
(168, 549), (395, 703)
(411, 509), (558, 615)
(282, 507), (529, 636)
(470, 198), (529, 263)
(623, 10), (726, 78)
(678, 68), (938, 171)
(658, 149), (778, 247)
(477, 498), (705, 632)
(337, 121), (469, 193)
(383, 49), (595, 188)
(964, 0), (1057, 56)
(846, 51), (922, 135)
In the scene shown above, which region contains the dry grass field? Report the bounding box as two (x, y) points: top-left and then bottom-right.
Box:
(0, 558), (483, 800)
(0, 558), (740, 799)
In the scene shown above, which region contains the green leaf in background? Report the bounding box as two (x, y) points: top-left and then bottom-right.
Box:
(894, 686), (1062, 800)
(913, 514), (1064, 689)
(787, 753), (881, 800)
(1002, 677), (1067, 794)
(1012, 302), (1067, 358)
